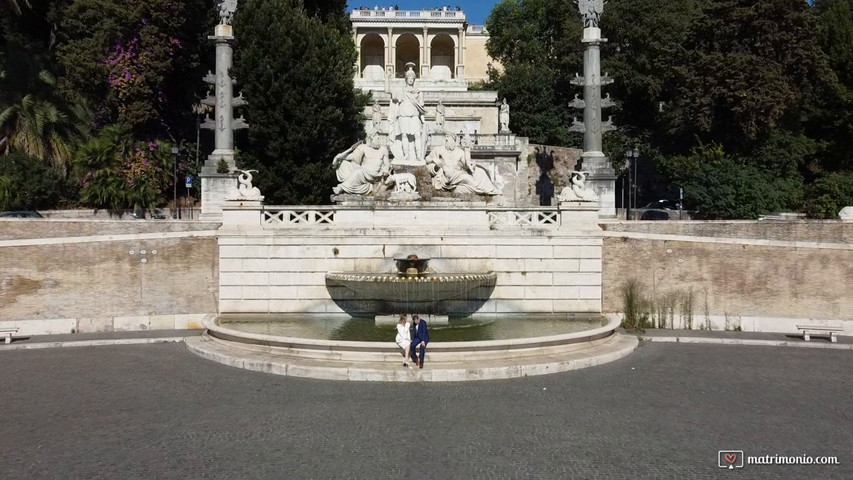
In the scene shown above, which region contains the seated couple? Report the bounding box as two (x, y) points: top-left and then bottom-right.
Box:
(395, 314), (430, 369)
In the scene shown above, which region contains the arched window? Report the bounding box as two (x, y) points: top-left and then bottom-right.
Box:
(360, 34), (385, 80)
(430, 35), (455, 80)
(395, 34), (420, 77)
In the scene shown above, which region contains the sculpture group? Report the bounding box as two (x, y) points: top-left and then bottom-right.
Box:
(333, 65), (501, 199)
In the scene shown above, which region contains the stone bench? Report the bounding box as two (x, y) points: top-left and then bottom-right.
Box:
(796, 325), (843, 343)
(0, 327), (19, 344)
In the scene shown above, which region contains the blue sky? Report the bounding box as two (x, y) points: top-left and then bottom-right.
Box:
(347, 1), (500, 25)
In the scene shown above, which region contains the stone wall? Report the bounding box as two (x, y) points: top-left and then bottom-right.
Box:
(0, 219), (220, 240)
(219, 206), (604, 315)
(525, 144), (583, 206)
(2, 216), (850, 335)
(602, 220), (852, 243)
(464, 34), (496, 83)
(0, 220), (219, 334)
(601, 224), (853, 329)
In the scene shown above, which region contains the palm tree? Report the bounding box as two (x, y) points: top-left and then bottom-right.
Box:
(0, 66), (90, 177)
(1, 0), (32, 15)
(0, 174), (10, 210)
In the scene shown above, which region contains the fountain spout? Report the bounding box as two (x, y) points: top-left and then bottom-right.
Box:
(395, 254), (430, 276)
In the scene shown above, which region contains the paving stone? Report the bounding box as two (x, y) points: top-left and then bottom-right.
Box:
(0, 342), (850, 479)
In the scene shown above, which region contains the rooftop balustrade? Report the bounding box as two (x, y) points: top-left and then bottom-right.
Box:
(350, 9), (465, 21)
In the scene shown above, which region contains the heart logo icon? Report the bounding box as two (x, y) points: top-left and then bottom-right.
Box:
(725, 453), (737, 464)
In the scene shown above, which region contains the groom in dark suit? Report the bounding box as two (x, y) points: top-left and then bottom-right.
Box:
(410, 314), (429, 369)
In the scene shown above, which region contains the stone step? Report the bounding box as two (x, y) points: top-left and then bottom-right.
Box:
(185, 333), (638, 382)
(207, 334), (613, 363)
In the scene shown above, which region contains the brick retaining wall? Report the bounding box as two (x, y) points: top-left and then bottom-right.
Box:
(1, 219), (850, 334)
(601, 235), (852, 320)
(0, 221), (218, 334)
(601, 220), (852, 243)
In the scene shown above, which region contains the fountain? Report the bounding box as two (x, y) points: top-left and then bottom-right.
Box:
(186, 0), (636, 381)
(324, 254), (497, 318)
(194, 237), (634, 381)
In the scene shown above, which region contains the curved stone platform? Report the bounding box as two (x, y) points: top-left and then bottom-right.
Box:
(185, 315), (638, 382)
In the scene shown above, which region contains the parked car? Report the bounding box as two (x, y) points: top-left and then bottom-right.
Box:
(0, 210), (43, 218)
(640, 210), (670, 221)
(643, 200), (682, 210)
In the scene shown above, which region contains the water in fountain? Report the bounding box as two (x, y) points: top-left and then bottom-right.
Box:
(219, 313), (607, 342)
(214, 254), (609, 346)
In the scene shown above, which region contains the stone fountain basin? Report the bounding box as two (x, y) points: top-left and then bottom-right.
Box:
(202, 314), (620, 359)
(325, 272), (497, 317)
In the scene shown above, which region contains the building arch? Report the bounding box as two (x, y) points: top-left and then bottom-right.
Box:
(360, 33), (385, 80)
(395, 33), (420, 77)
(430, 34), (455, 79)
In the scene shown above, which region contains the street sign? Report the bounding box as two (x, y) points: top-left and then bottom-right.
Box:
(185, 175), (193, 188)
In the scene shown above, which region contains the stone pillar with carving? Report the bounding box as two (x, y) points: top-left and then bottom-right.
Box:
(387, 27), (394, 77)
(200, 0), (249, 220)
(456, 27), (465, 79)
(568, 0), (616, 218)
(421, 27), (430, 78)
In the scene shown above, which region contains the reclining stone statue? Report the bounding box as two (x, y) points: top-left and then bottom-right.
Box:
(332, 133), (390, 195)
(426, 134), (498, 196)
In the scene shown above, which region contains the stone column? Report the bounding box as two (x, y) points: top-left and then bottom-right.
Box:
(569, 18), (616, 218)
(421, 27), (429, 78)
(212, 31), (234, 161)
(425, 38), (431, 79)
(456, 27), (465, 79)
(582, 35), (601, 155)
(387, 27), (394, 77)
(200, 22), (247, 221)
(580, 27), (616, 218)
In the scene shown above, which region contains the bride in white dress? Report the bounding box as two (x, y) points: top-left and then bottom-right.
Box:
(395, 314), (412, 368)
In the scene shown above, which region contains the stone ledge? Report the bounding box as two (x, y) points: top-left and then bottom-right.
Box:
(185, 334), (637, 382)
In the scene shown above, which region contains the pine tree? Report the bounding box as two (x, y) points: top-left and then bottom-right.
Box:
(233, 0), (362, 205)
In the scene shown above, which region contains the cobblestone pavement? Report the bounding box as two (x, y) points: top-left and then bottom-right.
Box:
(1, 341), (850, 479)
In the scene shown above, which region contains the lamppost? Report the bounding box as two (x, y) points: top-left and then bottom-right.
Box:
(191, 103), (207, 173)
(624, 147), (639, 219)
(171, 145), (179, 220)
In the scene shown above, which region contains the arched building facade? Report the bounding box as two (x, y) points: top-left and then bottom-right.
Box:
(350, 8), (498, 91)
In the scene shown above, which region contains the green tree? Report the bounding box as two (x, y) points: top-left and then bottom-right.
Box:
(1, 0), (31, 15)
(233, 0), (362, 205)
(485, 0), (583, 146)
(814, 0), (853, 173)
(52, 0), (212, 139)
(602, 0), (702, 147)
(0, 51), (89, 176)
(815, 0), (853, 87)
(665, 0), (835, 155)
(659, 144), (804, 219)
(0, 150), (64, 210)
(489, 62), (570, 146)
(0, 173), (9, 208)
(73, 126), (173, 214)
(803, 171), (853, 218)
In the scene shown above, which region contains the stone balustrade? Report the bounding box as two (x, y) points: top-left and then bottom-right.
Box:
(487, 210), (560, 229)
(251, 205), (599, 231)
(262, 209), (335, 227)
(350, 9), (465, 20)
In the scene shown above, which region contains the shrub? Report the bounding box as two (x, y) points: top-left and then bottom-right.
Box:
(0, 152), (65, 210)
